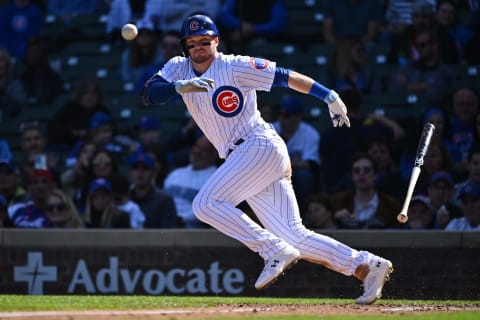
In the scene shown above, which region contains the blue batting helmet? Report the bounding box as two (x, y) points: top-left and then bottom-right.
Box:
(180, 14), (219, 41)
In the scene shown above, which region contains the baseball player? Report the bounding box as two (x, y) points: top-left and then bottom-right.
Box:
(141, 14), (393, 304)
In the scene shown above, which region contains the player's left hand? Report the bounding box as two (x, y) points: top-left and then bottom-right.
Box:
(327, 91), (350, 127)
(175, 77), (215, 94)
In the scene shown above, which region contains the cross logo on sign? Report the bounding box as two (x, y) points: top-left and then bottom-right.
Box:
(14, 252), (57, 295)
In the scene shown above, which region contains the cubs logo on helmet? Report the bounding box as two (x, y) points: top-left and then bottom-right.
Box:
(249, 57), (269, 70)
(181, 14), (219, 40)
(212, 86), (244, 117)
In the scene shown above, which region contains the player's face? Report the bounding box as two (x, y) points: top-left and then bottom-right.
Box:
(185, 35), (218, 64)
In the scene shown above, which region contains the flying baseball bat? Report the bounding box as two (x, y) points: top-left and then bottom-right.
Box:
(397, 122), (435, 224)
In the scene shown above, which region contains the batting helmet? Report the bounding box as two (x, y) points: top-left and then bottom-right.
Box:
(181, 14), (219, 40)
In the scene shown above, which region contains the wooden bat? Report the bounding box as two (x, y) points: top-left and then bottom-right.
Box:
(397, 123), (435, 224)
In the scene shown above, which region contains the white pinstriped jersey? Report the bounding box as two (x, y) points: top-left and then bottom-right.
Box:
(157, 53), (276, 158)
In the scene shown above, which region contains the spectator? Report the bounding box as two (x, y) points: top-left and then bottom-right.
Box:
(138, 0), (221, 34)
(83, 178), (130, 228)
(448, 87), (479, 170)
(0, 47), (27, 120)
(20, 37), (63, 106)
(427, 171), (463, 228)
(272, 94), (321, 205)
(45, 188), (84, 228)
(0, 0), (43, 60)
(18, 121), (59, 185)
(47, 0), (100, 27)
(60, 140), (97, 199)
(105, 0), (148, 46)
(322, 0), (383, 45)
(389, 28), (453, 108)
(166, 116), (202, 169)
(0, 158), (27, 206)
(133, 115), (165, 152)
(422, 108), (462, 174)
(145, 147), (169, 189)
(110, 174), (145, 229)
(163, 135), (218, 228)
(320, 88), (402, 193)
(218, 0), (287, 52)
(0, 194), (13, 227)
(87, 112), (134, 154)
(434, 0), (473, 62)
(121, 26), (162, 82)
(128, 151), (182, 228)
(330, 153), (402, 229)
(445, 181), (480, 230)
(387, 0), (459, 65)
(404, 194), (436, 229)
(453, 144), (480, 205)
(74, 149), (119, 213)
(135, 30), (183, 92)
(366, 136), (407, 202)
(383, 0), (435, 35)
(8, 167), (56, 228)
(48, 79), (111, 148)
(302, 193), (337, 230)
(326, 36), (381, 96)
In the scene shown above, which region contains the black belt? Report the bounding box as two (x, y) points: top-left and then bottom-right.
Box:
(227, 139), (244, 156)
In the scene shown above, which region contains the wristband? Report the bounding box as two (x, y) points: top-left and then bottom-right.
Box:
(309, 82), (336, 103)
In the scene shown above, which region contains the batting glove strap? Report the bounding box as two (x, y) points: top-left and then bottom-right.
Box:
(175, 77), (215, 94)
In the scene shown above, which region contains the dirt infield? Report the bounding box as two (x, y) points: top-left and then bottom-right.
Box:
(1, 303), (479, 319)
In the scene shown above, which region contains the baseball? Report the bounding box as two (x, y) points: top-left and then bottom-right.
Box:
(121, 24), (138, 40)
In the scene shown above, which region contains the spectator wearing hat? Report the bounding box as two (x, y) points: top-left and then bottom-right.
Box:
(163, 135), (219, 228)
(135, 115), (165, 152)
(83, 178), (130, 228)
(427, 171), (463, 228)
(8, 166), (56, 228)
(73, 149), (119, 214)
(88, 112), (135, 154)
(110, 174), (145, 229)
(445, 181), (480, 230)
(129, 151), (182, 228)
(0, 158), (27, 207)
(405, 195), (436, 229)
(272, 94), (321, 206)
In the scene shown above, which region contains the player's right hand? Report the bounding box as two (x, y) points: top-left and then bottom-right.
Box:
(327, 91), (350, 127)
(175, 77), (215, 94)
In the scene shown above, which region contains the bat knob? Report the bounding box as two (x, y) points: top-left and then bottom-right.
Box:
(397, 213), (408, 224)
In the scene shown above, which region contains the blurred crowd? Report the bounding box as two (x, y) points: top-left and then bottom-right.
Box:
(0, 0), (479, 231)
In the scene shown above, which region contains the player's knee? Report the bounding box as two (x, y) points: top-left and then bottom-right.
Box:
(192, 193), (210, 222)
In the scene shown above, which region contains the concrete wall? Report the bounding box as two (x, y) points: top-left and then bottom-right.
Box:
(1, 229), (479, 299)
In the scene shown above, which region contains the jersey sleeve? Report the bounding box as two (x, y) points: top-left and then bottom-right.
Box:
(156, 56), (187, 83)
(231, 55), (277, 92)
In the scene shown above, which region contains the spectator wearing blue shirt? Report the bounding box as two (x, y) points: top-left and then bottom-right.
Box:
(8, 168), (55, 228)
(0, 0), (43, 60)
(218, 0), (287, 52)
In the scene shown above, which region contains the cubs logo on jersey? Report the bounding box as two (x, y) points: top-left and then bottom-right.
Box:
(249, 57), (269, 70)
(212, 86), (244, 117)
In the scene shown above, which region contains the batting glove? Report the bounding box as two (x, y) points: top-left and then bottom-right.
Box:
(175, 77), (215, 94)
(326, 90), (350, 127)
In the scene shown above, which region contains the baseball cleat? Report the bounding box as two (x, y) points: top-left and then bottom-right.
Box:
(355, 257), (393, 305)
(255, 245), (301, 290)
